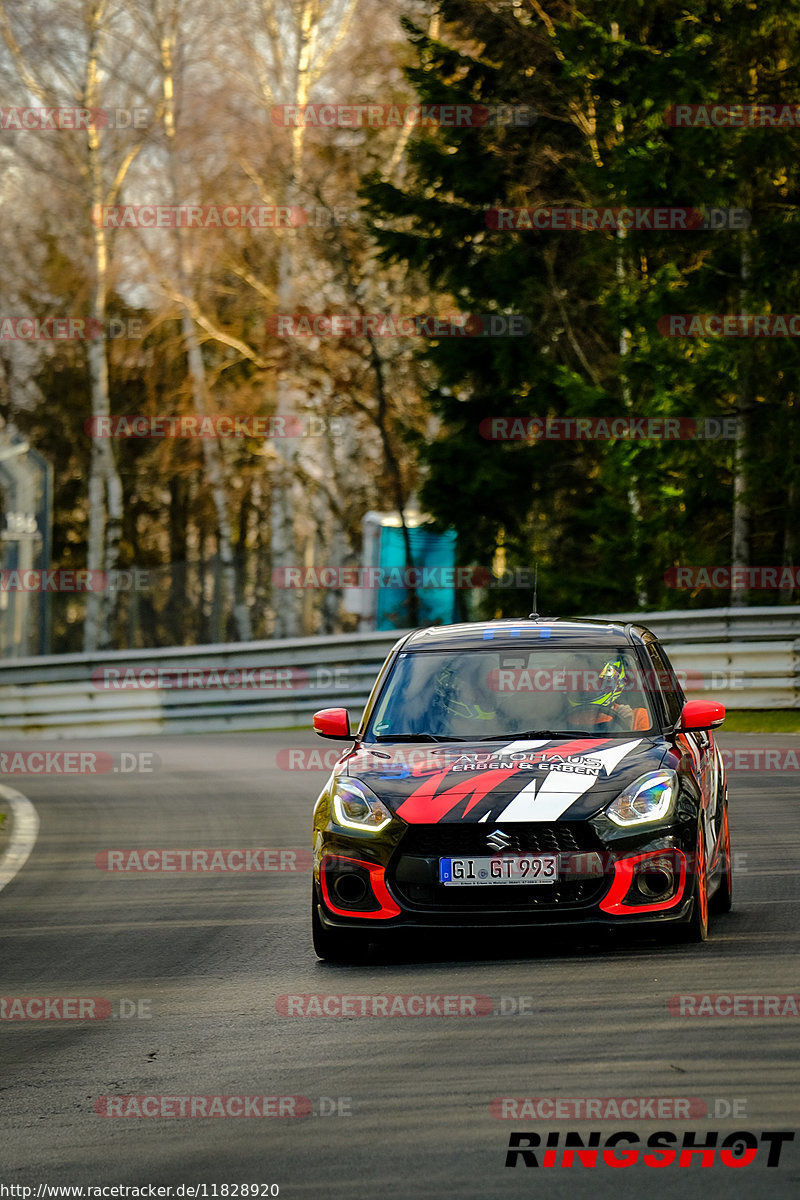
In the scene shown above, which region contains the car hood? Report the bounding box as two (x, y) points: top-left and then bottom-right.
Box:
(342, 736), (670, 823)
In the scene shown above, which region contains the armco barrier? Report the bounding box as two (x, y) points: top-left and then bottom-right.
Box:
(0, 631), (400, 738)
(0, 607), (798, 738)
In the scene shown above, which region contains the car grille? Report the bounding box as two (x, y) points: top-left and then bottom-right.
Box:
(391, 823), (608, 911)
(399, 822), (600, 857)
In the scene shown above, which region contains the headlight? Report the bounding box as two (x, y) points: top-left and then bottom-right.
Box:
(606, 770), (677, 827)
(331, 778), (393, 832)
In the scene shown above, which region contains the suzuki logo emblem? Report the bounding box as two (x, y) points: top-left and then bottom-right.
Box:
(487, 829), (513, 852)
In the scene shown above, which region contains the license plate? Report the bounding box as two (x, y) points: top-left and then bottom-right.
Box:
(439, 855), (558, 886)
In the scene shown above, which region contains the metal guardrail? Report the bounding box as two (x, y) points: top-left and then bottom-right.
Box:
(0, 630), (401, 738)
(587, 607), (800, 712)
(0, 607), (798, 738)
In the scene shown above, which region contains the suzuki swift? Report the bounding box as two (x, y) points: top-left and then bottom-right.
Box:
(310, 617), (731, 960)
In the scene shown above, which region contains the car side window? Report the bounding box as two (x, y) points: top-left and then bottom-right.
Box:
(645, 641), (684, 725)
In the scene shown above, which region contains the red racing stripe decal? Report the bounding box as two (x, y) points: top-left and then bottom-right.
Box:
(396, 767), (519, 824)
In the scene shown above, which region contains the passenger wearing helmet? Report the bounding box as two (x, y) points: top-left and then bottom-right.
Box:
(566, 658), (649, 731)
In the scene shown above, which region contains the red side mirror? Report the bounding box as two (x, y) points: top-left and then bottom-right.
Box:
(313, 708), (352, 739)
(679, 699), (726, 731)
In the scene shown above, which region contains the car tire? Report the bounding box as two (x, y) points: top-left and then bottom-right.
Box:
(677, 825), (709, 943)
(709, 806), (733, 915)
(312, 890), (369, 963)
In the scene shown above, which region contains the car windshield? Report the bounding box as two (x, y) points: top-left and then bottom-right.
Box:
(366, 647), (657, 740)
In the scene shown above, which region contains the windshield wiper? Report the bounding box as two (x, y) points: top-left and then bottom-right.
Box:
(373, 733), (468, 743)
(479, 729), (592, 741)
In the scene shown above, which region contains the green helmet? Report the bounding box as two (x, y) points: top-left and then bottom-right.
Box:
(591, 658), (626, 707)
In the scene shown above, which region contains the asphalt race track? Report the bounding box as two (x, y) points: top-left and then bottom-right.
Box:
(1, 730), (799, 1198)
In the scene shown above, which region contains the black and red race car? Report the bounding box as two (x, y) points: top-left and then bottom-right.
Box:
(310, 617), (732, 961)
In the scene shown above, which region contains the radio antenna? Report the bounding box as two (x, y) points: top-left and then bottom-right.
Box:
(529, 562), (539, 619)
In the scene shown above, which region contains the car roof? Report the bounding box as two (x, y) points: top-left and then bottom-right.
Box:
(400, 617), (652, 652)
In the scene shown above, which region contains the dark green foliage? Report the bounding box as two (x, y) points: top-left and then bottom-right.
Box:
(363, 0), (800, 614)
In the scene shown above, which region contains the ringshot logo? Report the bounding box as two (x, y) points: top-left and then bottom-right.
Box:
(504, 1130), (794, 1168)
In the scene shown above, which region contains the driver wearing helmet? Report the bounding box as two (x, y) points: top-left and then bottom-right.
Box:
(567, 658), (649, 731)
(432, 664), (495, 726)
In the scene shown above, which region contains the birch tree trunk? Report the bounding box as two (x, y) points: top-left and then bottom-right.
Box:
(264, 0), (358, 637)
(1, 0), (150, 652)
(158, 13), (252, 641)
(84, 1), (124, 651)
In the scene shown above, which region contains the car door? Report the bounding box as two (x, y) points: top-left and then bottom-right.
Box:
(646, 637), (722, 859)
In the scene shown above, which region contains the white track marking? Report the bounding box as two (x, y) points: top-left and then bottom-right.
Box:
(0, 784), (40, 893)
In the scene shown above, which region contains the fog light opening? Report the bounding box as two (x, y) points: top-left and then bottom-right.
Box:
(333, 873), (368, 905)
(636, 866), (674, 900)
